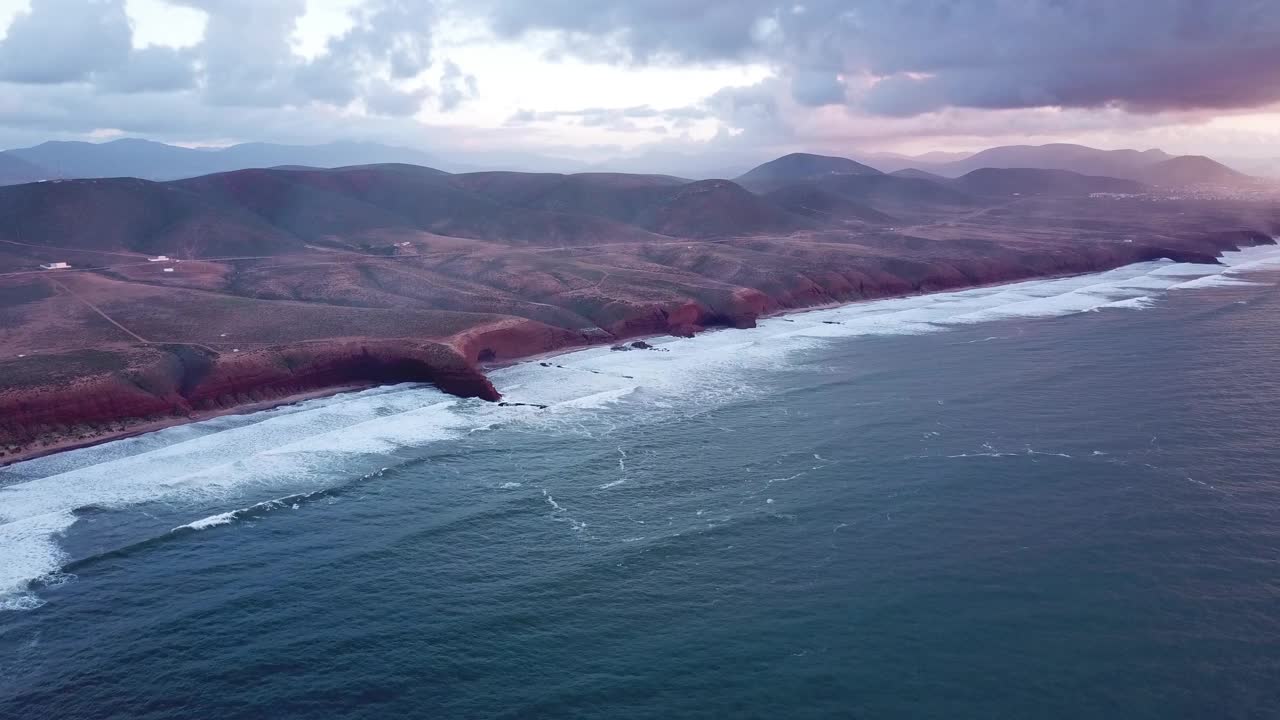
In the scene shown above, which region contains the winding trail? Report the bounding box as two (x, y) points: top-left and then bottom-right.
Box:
(51, 279), (150, 343)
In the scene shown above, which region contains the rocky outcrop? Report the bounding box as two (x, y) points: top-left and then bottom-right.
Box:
(0, 339), (497, 460)
(448, 318), (589, 366)
(185, 340), (501, 407)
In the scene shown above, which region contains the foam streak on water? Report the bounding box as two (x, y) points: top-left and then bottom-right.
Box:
(2, 242), (1279, 607)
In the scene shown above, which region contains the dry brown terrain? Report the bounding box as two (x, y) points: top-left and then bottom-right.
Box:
(1, 160), (1276, 463)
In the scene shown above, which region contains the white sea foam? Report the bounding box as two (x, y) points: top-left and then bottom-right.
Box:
(176, 511), (237, 532)
(555, 386), (639, 410)
(170, 487), (337, 533)
(0, 594), (47, 612)
(3, 241), (1279, 608)
(541, 489), (587, 532)
(1147, 263), (1221, 277)
(1221, 245), (1280, 273)
(1170, 275), (1266, 290)
(0, 510), (76, 606)
(0, 385), (470, 606)
(1094, 296), (1156, 311)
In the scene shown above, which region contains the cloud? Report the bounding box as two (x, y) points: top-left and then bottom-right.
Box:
(364, 82), (432, 117)
(476, 0), (774, 64)
(1, 0), (1278, 163)
(296, 0), (439, 112)
(95, 46), (200, 93)
(473, 0), (1280, 116)
(438, 61), (478, 112)
(170, 0), (308, 107)
(76, 0), (448, 115)
(789, 70), (845, 107)
(0, 0), (133, 84)
(0, 79), (452, 144)
(0, 0), (480, 151)
(703, 79), (786, 137)
(507, 104), (711, 131)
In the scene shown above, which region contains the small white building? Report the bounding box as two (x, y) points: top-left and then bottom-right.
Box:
(40, 262), (70, 270)
(148, 255), (170, 262)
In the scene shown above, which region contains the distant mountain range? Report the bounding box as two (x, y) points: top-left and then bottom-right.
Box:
(730, 152), (1147, 213)
(1, 139), (439, 182)
(0, 138), (1265, 190)
(857, 143), (1258, 188)
(0, 154), (1173, 267)
(850, 150), (975, 173)
(904, 144), (1173, 179)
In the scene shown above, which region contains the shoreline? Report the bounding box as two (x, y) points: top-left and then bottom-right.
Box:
(477, 266), (1107, 374)
(4, 236), (1276, 469)
(1, 383), (375, 468)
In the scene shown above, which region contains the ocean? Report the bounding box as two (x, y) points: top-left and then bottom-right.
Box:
(3, 245), (1280, 719)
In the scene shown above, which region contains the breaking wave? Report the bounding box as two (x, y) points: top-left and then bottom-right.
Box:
(3, 242), (1279, 608)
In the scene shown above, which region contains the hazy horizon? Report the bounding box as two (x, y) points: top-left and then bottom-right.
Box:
(3, 134), (1270, 180)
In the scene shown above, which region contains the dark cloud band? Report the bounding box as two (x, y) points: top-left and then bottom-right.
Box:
(476, 0), (1280, 115)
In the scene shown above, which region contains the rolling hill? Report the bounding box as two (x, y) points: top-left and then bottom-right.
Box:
(763, 183), (897, 223)
(449, 172), (813, 237)
(791, 173), (975, 213)
(0, 153), (50, 185)
(890, 168), (949, 182)
(735, 153), (883, 192)
(923, 143), (1172, 179)
(952, 168), (1147, 197)
(882, 143), (1260, 188)
(1136, 156), (1254, 187)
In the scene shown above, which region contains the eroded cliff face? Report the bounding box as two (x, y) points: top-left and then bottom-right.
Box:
(0, 294), (780, 460)
(0, 371), (179, 447)
(0, 339), (497, 460)
(595, 288), (776, 340)
(449, 318), (591, 366)
(189, 340), (501, 407)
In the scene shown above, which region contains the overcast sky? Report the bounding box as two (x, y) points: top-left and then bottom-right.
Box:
(1, 0), (1278, 165)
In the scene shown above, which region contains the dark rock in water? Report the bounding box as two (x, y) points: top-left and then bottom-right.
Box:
(822, 320), (842, 325)
(499, 401), (548, 410)
(539, 362), (552, 367)
(616, 339), (668, 353)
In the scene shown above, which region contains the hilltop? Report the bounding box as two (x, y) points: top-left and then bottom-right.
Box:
(735, 153), (883, 193)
